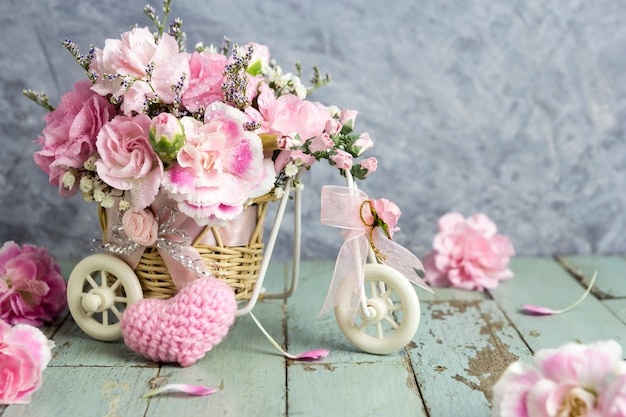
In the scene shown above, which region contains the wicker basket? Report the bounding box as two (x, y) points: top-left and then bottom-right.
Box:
(99, 196), (273, 301)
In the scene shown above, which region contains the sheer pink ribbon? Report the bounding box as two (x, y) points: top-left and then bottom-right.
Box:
(320, 185), (433, 322)
(101, 194), (257, 290)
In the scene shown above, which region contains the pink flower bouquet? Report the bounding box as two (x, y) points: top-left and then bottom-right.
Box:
(0, 241), (66, 326)
(0, 319), (55, 404)
(25, 1), (378, 228)
(423, 212), (515, 291)
(492, 340), (626, 417)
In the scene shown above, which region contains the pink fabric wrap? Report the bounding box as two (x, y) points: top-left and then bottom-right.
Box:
(103, 194), (258, 290)
(320, 185), (433, 322)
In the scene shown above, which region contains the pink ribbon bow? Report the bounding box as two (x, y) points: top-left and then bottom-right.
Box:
(100, 198), (213, 290)
(320, 185), (433, 322)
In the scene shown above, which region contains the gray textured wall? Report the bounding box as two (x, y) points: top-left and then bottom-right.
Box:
(2, 0), (625, 262)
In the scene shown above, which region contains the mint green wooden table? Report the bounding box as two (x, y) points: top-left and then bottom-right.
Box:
(2, 256), (625, 417)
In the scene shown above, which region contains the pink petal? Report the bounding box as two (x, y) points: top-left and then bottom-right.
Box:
(522, 304), (559, 315)
(521, 271), (597, 316)
(142, 384), (217, 398)
(292, 349), (330, 361)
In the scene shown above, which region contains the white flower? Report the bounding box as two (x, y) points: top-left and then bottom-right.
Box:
(118, 200), (131, 211)
(83, 156), (97, 171)
(93, 188), (105, 203)
(62, 171), (76, 189)
(273, 187), (285, 199)
(285, 162), (299, 178)
(79, 176), (93, 193)
(100, 194), (115, 208)
(327, 105), (341, 118)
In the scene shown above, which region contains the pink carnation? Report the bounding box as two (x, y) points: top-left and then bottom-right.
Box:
(33, 79), (116, 196)
(371, 198), (401, 239)
(181, 51), (228, 113)
(0, 320), (54, 404)
(423, 212), (514, 291)
(95, 114), (163, 210)
(90, 27), (188, 115)
(161, 102), (275, 225)
(492, 340), (626, 417)
(0, 241), (66, 326)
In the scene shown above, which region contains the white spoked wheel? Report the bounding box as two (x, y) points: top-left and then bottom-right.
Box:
(335, 263), (421, 354)
(67, 254), (143, 342)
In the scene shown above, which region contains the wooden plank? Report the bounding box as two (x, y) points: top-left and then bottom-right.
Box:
(288, 360), (428, 417)
(408, 300), (532, 417)
(2, 367), (156, 417)
(144, 299), (287, 417)
(286, 260), (405, 362)
(50, 316), (155, 367)
(489, 257), (626, 352)
(603, 299), (626, 325)
(557, 255), (626, 298)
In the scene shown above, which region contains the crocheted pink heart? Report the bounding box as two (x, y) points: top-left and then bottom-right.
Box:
(120, 277), (237, 367)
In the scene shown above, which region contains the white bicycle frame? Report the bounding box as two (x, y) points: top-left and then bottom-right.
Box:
(234, 168), (376, 320)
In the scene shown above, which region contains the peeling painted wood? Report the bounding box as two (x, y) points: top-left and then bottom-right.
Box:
(557, 255), (626, 298)
(490, 257), (626, 352)
(144, 301), (287, 417)
(408, 300), (532, 417)
(3, 258), (626, 416)
(2, 367), (156, 417)
(288, 360), (428, 417)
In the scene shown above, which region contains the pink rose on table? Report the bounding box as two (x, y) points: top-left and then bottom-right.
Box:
(181, 51), (228, 113)
(423, 212), (514, 291)
(96, 114), (164, 210)
(122, 209), (158, 247)
(33, 79), (116, 196)
(0, 320), (54, 404)
(0, 241), (66, 326)
(161, 102), (275, 225)
(492, 340), (626, 417)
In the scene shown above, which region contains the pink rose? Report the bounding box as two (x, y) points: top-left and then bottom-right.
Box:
(181, 51), (228, 113)
(0, 241), (66, 326)
(353, 132), (373, 156)
(0, 320), (54, 404)
(340, 109), (358, 127)
(359, 157), (378, 177)
(308, 133), (334, 153)
(33, 80), (116, 196)
(90, 27), (188, 115)
(492, 340), (626, 417)
(249, 83), (330, 140)
(370, 198), (401, 239)
(161, 103), (275, 225)
(95, 114), (163, 210)
(122, 209), (158, 246)
(330, 149), (353, 170)
(423, 212), (514, 291)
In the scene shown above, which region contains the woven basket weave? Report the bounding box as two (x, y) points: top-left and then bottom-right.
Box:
(99, 196), (272, 301)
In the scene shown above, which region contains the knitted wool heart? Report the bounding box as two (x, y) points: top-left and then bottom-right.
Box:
(120, 277), (237, 367)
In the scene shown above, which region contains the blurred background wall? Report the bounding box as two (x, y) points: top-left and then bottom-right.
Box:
(2, 0), (625, 262)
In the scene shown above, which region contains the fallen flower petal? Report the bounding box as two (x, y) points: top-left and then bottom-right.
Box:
(522, 270), (597, 316)
(292, 349), (330, 360)
(249, 312), (329, 361)
(142, 384), (216, 398)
